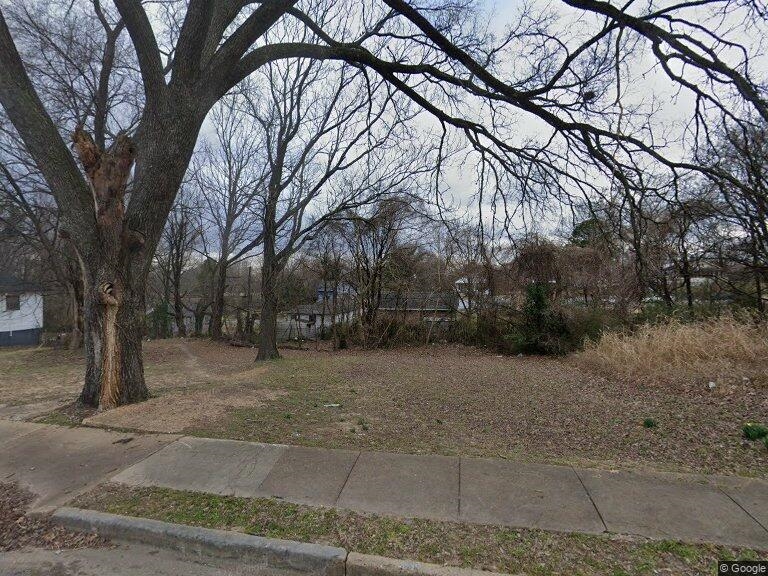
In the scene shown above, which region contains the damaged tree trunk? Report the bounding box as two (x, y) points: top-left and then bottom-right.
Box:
(71, 128), (149, 409)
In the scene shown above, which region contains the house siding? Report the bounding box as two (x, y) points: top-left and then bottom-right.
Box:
(0, 327), (42, 347)
(1, 293), (43, 346)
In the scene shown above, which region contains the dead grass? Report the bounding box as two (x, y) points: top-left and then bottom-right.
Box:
(76, 484), (764, 576)
(3, 338), (767, 477)
(0, 346), (84, 406)
(83, 387), (287, 433)
(577, 316), (768, 387)
(187, 344), (767, 478)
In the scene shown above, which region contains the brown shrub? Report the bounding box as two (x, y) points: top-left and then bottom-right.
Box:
(577, 316), (768, 386)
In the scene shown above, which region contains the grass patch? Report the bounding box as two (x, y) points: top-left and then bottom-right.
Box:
(743, 423), (768, 441)
(75, 484), (762, 576)
(35, 402), (95, 426)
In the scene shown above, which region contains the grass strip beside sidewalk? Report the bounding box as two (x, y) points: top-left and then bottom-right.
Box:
(75, 484), (764, 576)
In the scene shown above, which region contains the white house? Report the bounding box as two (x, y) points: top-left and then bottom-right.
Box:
(291, 297), (356, 338)
(0, 275), (43, 347)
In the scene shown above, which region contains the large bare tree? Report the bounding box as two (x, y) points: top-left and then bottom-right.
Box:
(153, 187), (202, 336)
(0, 0), (138, 350)
(193, 98), (266, 339)
(226, 46), (431, 359)
(0, 0), (764, 407)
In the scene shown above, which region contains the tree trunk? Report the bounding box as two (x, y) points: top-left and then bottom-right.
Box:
(257, 287), (280, 360)
(753, 239), (765, 313)
(256, 183), (281, 361)
(330, 281), (339, 350)
(173, 288), (186, 337)
(78, 265), (149, 408)
(70, 129), (150, 409)
(209, 259), (228, 339)
(67, 282), (83, 350)
(684, 275), (693, 309)
(193, 303), (207, 335)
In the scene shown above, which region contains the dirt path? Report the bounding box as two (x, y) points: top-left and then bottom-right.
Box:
(174, 339), (216, 381)
(83, 340), (282, 434)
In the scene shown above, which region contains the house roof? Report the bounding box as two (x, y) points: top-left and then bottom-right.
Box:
(0, 274), (41, 293)
(294, 295), (356, 316)
(294, 303), (323, 315)
(380, 292), (456, 312)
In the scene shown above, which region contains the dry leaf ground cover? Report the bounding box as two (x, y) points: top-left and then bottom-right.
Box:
(2, 338), (766, 477)
(0, 482), (104, 552)
(76, 483), (764, 576)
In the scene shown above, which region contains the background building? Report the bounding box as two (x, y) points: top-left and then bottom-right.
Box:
(0, 275), (44, 347)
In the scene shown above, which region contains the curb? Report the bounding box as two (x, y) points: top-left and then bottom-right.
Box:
(51, 507), (514, 576)
(51, 507), (346, 576)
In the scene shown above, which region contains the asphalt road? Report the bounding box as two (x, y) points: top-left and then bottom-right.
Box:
(0, 543), (305, 576)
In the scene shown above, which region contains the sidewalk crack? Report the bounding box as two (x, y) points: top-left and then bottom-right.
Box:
(572, 467), (608, 533)
(718, 486), (768, 535)
(333, 450), (362, 505)
(457, 457), (462, 521)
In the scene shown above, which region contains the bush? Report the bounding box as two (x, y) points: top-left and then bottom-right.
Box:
(564, 306), (614, 348)
(501, 283), (572, 355)
(743, 423), (768, 441)
(147, 301), (172, 339)
(643, 418), (658, 429)
(347, 318), (452, 349)
(447, 316), (480, 345)
(577, 315), (768, 386)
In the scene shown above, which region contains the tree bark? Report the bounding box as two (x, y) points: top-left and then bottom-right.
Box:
(79, 271), (148, 407)
(257, 185), (281, 361)
(209, 259), (228, 339)
(257, 287), (280, 360)
(70, 129), (150, 408)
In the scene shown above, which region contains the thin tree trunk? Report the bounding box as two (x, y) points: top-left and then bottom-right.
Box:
(659, 269), (674, 309)
(173, 286), (186, 336)
(753, 237), (765, 313)
(257, 288), (280, 360)
(257, 184), (281, 361)
(209, 259), (228, 339)
(67, 283), (83, 350)
(330, 281), (339, 350)
(684, 275), (693, 309)
(194, 304), (207, 335)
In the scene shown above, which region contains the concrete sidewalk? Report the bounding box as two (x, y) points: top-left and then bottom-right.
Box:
(111, 436), (768, 549)
(2, 421), (767, 549)
(0, 420), (177, 509)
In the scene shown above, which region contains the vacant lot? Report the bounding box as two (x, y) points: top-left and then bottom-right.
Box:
(1, 339), (766, 477)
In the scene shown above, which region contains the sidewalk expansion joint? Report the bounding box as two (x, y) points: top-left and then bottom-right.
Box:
(333, 450), (362, 506)
(571, 466), (608, 533)
(718, 486), (768, 535)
